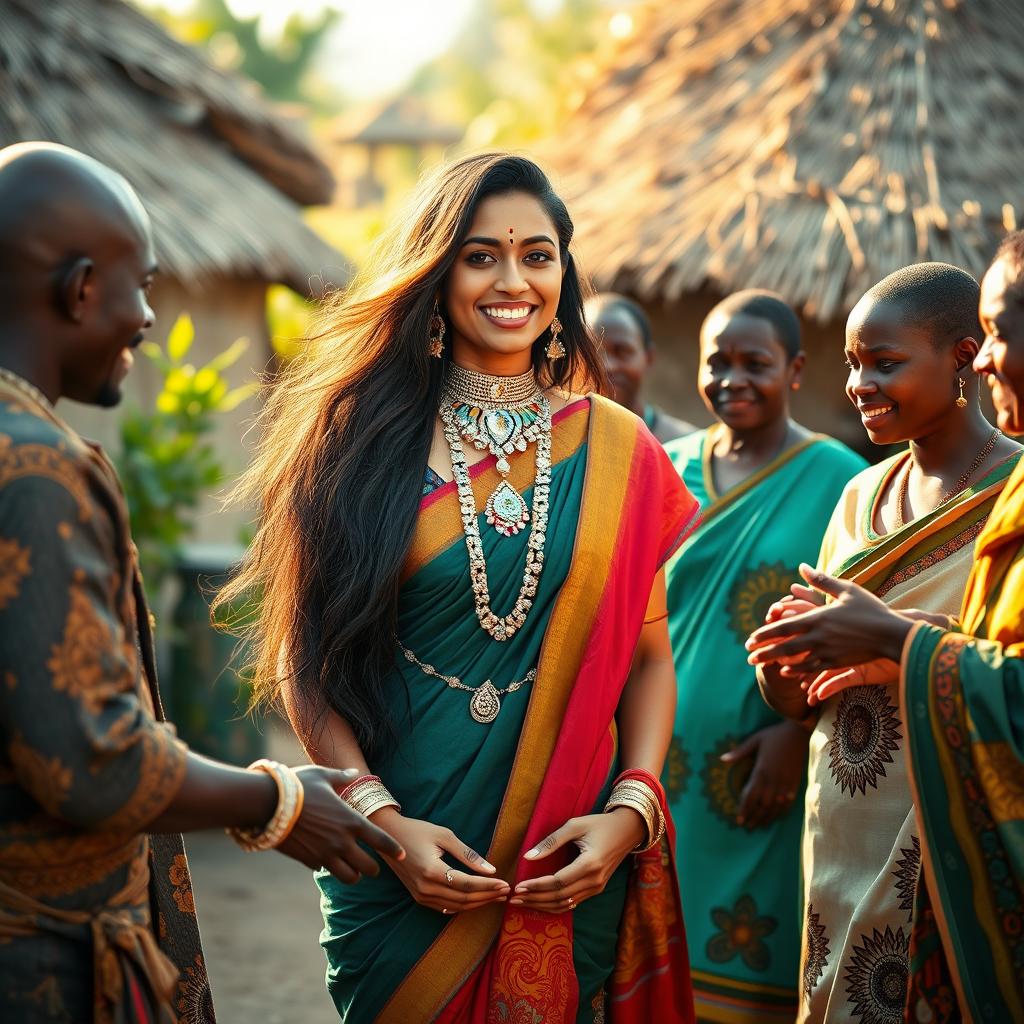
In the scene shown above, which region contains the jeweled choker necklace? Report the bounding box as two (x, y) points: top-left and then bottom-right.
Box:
(439, 363), (552, 641)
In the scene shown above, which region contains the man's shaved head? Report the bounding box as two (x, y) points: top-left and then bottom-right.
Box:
(0, 142), (150, 298)
(0, 142), (156, 407)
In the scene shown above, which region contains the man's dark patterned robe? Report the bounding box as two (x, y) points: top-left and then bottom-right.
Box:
(0, 378), (214, 1023)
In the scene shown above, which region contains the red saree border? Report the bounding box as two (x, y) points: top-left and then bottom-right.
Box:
(402, 399), (590, 583)
(377, 395), (640, 1023)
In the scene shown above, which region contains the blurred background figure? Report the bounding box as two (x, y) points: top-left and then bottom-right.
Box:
(586, 292), (695, 443)
(661, 290), (865, 1023)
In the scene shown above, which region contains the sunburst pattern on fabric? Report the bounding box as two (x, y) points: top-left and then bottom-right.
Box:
(828, 685), (902, 797)
(892, 836), (921, 921)
(803, 903), (831, 1001)
(664, 735), (690, 800)
(843, 926), (909, 1024)
(176, 954), (215, 1024)
(700, 734), (753, 827)
(727, 560), (801, 642)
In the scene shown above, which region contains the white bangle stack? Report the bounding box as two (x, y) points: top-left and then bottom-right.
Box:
(226, 759), (305, 852)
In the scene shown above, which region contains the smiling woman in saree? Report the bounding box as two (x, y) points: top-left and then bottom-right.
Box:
(749, 262), (1021, 1024)
(217, 154), (698, 1024)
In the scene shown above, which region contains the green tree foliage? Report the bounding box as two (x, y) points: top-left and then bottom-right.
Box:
(408, 0), (605, 146)
(116, 315), (257, 592)
(140, 0), (340, 105)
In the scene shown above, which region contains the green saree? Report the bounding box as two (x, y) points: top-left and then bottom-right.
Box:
(317, 402), (628, 1022)
(663, 427), (865, 1023)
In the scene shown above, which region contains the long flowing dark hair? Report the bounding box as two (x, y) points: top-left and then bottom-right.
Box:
(215, 153), (606, 758)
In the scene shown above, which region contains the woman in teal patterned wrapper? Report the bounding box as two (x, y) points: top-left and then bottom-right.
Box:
(662, 291), (865, 1023)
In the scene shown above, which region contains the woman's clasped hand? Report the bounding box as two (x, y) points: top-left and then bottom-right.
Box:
(374, 811), (510, 914)
(744, 562), (950, 702)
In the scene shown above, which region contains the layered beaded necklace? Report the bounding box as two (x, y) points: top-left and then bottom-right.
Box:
(439, 363), (552, 642)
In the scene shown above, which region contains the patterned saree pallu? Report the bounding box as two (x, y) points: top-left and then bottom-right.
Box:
(663, 426), (866, 1024)
(317, 396), (698, 1024)
(901, 453), (1024, 1023)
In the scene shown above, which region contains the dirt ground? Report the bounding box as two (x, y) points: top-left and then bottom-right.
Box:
(185, 725), (339, 1024)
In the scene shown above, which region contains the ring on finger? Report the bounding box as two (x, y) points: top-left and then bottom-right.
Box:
(442, 907), (451, 915)
(566, 896), (577, 910)
(445, 869), (454, 886)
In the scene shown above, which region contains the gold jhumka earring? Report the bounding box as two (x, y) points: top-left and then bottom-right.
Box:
(429, 303), (446, 359)
(545, 317), (565, 360)
(956, 376), (968, 408)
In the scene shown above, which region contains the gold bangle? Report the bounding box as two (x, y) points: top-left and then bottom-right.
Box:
(227, 759), (305, 852)
(604, 779), (666, 852)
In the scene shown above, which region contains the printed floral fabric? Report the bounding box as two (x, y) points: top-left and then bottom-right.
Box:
(0, 387), (213, 1022)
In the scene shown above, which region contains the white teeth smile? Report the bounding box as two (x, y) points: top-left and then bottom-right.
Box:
(482, 306), (531, 320)
(862, 405), (893, 419)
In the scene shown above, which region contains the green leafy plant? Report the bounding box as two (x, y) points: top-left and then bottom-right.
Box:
(116, 314), (258, 592)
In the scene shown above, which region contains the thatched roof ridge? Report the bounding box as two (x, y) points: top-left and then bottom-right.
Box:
(550, 0), (1024, 321)
(0, 0), (348, 294)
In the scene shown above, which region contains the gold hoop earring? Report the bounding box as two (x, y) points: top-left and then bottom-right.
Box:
(545, 317), (565, 360)
(428, 302), (445, 359)
(956, 376), (968, 408)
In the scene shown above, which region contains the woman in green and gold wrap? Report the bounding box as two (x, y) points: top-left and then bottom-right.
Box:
(662, 291), (865, 1022)
(219, 155), (698, 1023)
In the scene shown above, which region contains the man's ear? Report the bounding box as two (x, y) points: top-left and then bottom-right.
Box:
(57, 257), (94, 324)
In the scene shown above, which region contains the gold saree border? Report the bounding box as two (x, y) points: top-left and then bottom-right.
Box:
(836, 457), (1021, 588)
(402, 401), (590, 583)
(698, 430), (825, 528)
(377, 395), (638, 1023)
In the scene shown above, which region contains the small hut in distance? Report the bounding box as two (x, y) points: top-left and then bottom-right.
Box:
(0, 0), (349, 543)
(549, 0), (1024, 450)
(332, 94), (464, 208)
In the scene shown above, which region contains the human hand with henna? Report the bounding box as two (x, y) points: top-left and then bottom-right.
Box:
(510, 808), (646, 913)
(371, 808), (510, 915)
(720, 720), (809, 828)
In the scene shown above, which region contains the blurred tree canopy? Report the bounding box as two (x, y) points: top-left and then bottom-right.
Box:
(140, 0), (341, 106)
(409, 0), (606, 146)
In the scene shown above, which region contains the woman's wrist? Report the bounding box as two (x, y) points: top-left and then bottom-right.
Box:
(607, 805), (648, 848)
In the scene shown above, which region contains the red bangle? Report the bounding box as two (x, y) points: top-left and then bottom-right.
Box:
(614, 768), (667, 806)
(339, 773), (380, 802)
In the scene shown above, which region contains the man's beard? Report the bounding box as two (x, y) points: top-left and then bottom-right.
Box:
(94, 378), (124, 408)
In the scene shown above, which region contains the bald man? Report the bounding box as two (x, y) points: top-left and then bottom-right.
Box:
(0, 143), (403, 1023)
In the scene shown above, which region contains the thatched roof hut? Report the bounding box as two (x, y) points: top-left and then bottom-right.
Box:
(549, 0), (1024, 444)
(0, 0), (350, 545)
(0, 0), (346, 294)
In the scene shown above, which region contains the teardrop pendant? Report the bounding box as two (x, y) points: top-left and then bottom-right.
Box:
(470, 681), (501, 723)
(485, 480), (530, 536)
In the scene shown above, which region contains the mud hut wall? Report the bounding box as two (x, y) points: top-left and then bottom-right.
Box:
(62, 276), (270, 547)
(644, 292), (867, 455)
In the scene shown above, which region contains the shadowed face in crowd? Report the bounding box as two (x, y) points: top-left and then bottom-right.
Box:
(977, 256), (1024, 436)
(699, 310), (800, 432)
(588, 301), (650, 410)
(444, 191), (562, 365)
(0, 142), (157, 406)
(844, 296), (975, 445)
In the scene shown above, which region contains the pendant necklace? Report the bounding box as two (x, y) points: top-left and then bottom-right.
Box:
(440, 364), (548, 536)
(399, 643), (536, 724)
(439, 364), (552, 642)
